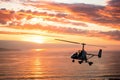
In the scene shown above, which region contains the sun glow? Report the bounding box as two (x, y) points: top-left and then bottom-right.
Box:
(22, 35), (45, 43)
(28, 17), (44, 25)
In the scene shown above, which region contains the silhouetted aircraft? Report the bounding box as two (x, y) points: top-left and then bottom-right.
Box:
(55, 39), (103, 66)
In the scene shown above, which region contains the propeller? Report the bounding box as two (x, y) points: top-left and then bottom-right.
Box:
(55, 39), (106, 48)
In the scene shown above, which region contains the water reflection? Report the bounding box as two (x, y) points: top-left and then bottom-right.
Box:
(21, 52), (45, 79)
(0, 51), (120, 80)
(33, 57), (42, 77)
(32, 49), (45, 52)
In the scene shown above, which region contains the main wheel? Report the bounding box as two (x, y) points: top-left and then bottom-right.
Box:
(88, 62), (93, 66)
(78, 61), (83, 64)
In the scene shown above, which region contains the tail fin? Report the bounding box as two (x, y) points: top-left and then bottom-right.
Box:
(98, 49), (102, 58)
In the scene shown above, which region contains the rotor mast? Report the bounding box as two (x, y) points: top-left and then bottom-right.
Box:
(81, 43), (86, 50)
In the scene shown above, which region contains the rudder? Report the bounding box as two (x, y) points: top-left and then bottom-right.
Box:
(98, 49), (102, 58)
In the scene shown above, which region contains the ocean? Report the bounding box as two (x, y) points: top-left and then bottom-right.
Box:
(0, 49), (120, 80)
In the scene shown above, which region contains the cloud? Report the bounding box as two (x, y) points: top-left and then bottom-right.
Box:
(63, 1), (120, 29)
(0, 0), (120, 41)
(0, 8), (88, 28)
(97, 0), (120, 28)
(100, 30), (120, 40)
(0, 9), (14, 24)
(27, 1), (120, 29)
(0, 30), (61, 37)
(1, 0), (119, 29)
(2, 24), (120, 41)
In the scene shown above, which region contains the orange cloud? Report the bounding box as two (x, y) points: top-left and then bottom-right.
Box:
(0, 0), (120, 41)
(34, 1), (120, 29)
(0, 9), (14, 24)
(0, 0), (119, 30)
(2, 24), (120, 41)
(64, 2), (120, 29)
(0, 8), (88, 28)
(0, 29), (61, 37)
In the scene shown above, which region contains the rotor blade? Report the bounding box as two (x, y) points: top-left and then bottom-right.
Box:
(87, 44), (106, 48)
(55, 39), (106, 48)
(55, 39), (81, 44)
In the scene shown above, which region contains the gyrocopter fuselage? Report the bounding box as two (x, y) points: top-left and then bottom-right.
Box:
(55, 39), (103, 66)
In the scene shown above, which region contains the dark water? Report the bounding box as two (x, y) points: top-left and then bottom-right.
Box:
(0, 50), (120, 80)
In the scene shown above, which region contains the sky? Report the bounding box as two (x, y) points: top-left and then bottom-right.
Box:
(0, 0), (120, 51)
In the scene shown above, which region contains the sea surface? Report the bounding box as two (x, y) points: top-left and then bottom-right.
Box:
(0, 49), (120, 80)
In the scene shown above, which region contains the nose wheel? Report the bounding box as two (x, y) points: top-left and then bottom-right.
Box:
(72, 59), (75, 62)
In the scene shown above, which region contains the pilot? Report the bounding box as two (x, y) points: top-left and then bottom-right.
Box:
(78, 50), (82, 58)
(71, 50), (79, 59)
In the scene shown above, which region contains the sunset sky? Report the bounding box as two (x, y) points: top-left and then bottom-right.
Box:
(0, 0), (120, 51)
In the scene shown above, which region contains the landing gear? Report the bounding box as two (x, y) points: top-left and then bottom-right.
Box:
(78, 61), (83, 64)
(72, 59), (75, 62)
(88, 62), (93, 66)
